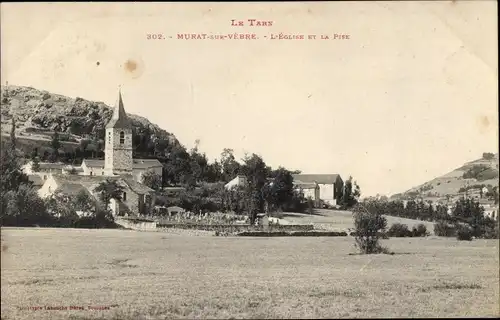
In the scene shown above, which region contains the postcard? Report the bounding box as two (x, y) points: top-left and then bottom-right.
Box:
(1, 2), (498, 319)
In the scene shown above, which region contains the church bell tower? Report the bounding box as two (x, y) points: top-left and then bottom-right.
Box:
(104, 89), (133, 175)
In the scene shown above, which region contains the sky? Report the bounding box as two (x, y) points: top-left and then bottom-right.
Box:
(1, 2), (498, 197)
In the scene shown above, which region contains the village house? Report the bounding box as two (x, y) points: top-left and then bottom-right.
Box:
(292, 174), (344, 207)
(22, 162), (66, 181)
(224, 175), (248, 190)
(293, 181), (321, 206)
(37, 89), (159, 216)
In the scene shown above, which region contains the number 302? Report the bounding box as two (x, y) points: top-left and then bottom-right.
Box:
(147, 34), (164, 40)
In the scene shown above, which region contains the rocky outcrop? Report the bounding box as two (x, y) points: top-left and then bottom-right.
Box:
(0, 85), (179, 145)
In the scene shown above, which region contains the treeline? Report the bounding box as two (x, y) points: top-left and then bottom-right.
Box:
(359, 198), (498, 239)
(360, 199), (450, 222)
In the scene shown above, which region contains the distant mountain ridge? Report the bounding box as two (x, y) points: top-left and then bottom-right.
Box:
(391, 153), (499, 202)
(0, 85), (180, 154)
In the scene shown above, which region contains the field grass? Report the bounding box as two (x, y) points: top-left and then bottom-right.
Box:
(1, 228), (499, 319)
(280, 209), (437, 234)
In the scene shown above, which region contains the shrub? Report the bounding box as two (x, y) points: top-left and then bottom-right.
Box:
(352, 204), (388, 254)
(434, 221), (456, 237)
(462, 165), (489, 180)
(456, 225), (473, 241)
(387, 223), (412, 237)
(483, 223), (499, 239)
(482, 152), (495, 160)
(412, 224), (429, 237)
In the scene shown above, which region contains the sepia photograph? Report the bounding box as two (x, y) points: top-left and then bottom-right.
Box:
(1, 1), (498, 319)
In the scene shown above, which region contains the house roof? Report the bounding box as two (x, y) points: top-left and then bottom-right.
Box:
(294, 182), (318, 189)
(122, 177), (155, 194)
(106, 90), (131, 129)
(36, 162), (66, 170)
(57, 182), (93, 197)
(167, 206), (185, 212)
(292, 174), (342, 184)
(132, 159), (163, 169)
(62, 165), (84, 172)
(82, 159), (105, 168)
(82, 158), (162, 169)
(28, 175), (44, 186)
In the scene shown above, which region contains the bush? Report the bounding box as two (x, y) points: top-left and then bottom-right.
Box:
(462, 165), (489, 180)
(412, 224), (429, 237)
(483, 152), (495, 160)
(483, 223), (499, 239)
(434, 221), (456, 237)
(387, 223), (412, 237)
(352, 204), (388, 254)
(456, 225), (473, 241)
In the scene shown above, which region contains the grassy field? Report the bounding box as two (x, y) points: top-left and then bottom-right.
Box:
(1, 228), (498, 319)
(279, 209), (437, 234)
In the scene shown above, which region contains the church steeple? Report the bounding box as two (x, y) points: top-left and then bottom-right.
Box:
(106, 88), (131, 129)
(104, 87), (133, 175)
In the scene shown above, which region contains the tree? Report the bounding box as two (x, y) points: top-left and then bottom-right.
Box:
(352, 202), (388, 254)
(45, 191), (79, 222)
(2, 185), (49, 226)
(32, 156), (41, 172)
(263, 167), (295, 212)
(0, 146), (30, 193)
(73, 189), (95, 214)
(141, 170), (162, 191)
(341, 176), (361, 208)
(94, 179), (125, 211)
(452, 198), (488, 238)
(220, 148), (241, 182)
(482, 152), (495, 160)
(10, 118), (16, 152)
(49, 131), (62, 163)
(241, 153), (268, 224)
(51, 131), (61, 155)
(80, 139), (90, 156)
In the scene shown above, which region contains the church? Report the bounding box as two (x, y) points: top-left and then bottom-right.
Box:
(34, 90), (162, 216)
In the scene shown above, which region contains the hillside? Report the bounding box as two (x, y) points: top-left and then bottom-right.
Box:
(0, 85), (180, 156)
(392, 153), (499, 202)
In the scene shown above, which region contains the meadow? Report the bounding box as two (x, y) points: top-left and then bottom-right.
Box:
(1, 227), (499, 319)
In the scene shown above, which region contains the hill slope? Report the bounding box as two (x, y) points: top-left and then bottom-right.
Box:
(0, 85), (180, 155)
(392, 153), (499, 202)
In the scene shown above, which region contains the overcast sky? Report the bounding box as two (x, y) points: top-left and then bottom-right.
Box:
(1, 2), (498, 197)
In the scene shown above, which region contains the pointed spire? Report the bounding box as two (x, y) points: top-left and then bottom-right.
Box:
(106, 86), (131, 129)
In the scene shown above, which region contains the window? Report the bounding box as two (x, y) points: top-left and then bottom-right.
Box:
(101, 171), (104, 175)
(123, 192), (127, 201)
(108, 132), (111, 144)
(90, 172), (93, 176)
(119, 131), (125, 144)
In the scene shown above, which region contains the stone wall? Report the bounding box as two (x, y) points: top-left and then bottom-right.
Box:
(157, 223), (314, 232)
(115, 217), (157, 230)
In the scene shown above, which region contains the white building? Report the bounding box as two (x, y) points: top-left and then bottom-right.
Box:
(292, 174), (344, 207)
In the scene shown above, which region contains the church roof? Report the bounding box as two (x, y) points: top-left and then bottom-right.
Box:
(82, 158), (162, 169)
(49, 173), (154, 195)
(106, 89), (131, 129)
